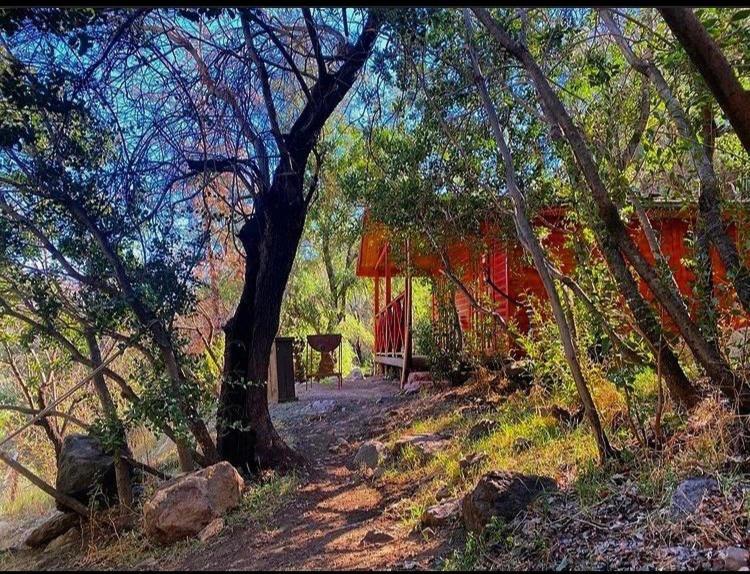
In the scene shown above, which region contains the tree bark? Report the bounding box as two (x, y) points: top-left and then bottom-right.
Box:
(217, 11), (382, 472)
(85, 332), (133, 509)
(601, 9), (750, 317)
(659, 7), (750, 154)
(463, 10), (615, 461)
(474, 8), (741, 410)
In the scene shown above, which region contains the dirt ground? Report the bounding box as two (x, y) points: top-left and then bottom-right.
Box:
(159, 376), (460, 571)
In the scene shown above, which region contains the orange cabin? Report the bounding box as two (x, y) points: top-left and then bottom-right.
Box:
(356, 204), (750, 370)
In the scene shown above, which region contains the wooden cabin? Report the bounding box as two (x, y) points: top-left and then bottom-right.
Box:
(356, 203), (750, 378)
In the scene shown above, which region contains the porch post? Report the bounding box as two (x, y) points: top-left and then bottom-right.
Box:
(400, 238), (413, 389)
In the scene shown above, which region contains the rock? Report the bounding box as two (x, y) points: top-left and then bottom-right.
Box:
(404, 371), (433, 394)
(352, 440), (385, 470)
(462, 470), (557, 533)
(198, 517), (225, 543)
(421, 498), (460, 528)
(144, 461), (244, 545)
(720, 547), (749, 571)
(393, 434), (451, 463)
(360, 529), (394, 545)
(459, 452), (488, 473)
(512, 437), (533, 453)
(670, 476), (720, 517)
(307, 399), (336, 415)
(435, 485), (451, 501)
(25, 512), (80, 548)
(44, 527), (80, 552)
(348, 367), (365, 381)
(468, 419), (500, 442)
(56, 434), (117, 510)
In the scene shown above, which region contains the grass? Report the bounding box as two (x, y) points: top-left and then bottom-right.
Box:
(0, 474), (55, 518)
(230, 471), (301, 528)
(440, 517), (513, 571)
(379, 362), (744, 537)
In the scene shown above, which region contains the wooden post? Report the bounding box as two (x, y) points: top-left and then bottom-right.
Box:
(400, 239), (413, 389)
(374, 272), (380, 359)
(0, 450), (89, 516)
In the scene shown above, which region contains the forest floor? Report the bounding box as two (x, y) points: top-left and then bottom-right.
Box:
(1, 371), (749, 571)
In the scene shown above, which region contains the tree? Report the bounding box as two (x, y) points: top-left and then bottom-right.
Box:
(131, 8), (384, 471)
(472, 8), (746, 411)
(659, 8), (750, 155)
(0, 10), (218, 470)
(463, 9), (615, 460)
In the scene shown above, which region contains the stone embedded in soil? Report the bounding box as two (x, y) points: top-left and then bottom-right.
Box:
(435, 485), (451, 501)
(462, 470), (558, 534)
(669, 476), (720, 517)
(143, 461), (244, 545)
(467, 419), (500, 442)
(421, 498), (460, 528)
(329, 437), (349, 453)
(719, 547), (750, 571)
(24, 512), (80, 549)
(44, 526), (80, 553)
(352, 440), (385, 470)
(198, 517), (225, 543)
(393, 433), (451, 463)
(360, 529), (395, 545)
(459, 452), (488, 473)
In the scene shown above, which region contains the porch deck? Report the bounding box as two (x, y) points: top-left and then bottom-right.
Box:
(373, 352), (428, 370)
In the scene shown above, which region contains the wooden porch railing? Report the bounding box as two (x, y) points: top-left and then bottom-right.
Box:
(375, 291), (406, 355)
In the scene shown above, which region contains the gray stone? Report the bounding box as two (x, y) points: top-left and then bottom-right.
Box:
(720, 547), (749, 571)
(56, 434), (117, 510)
(360, 529), (394, 545)
(348, 367), (365, 381)
(670, 476), (720, 516)
(393, 434), (451, 463)
(352, 440), (385, 470)
(462, 470), (557, 533)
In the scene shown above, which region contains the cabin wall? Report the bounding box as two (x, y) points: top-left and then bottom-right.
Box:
(433, 213), (749, 353)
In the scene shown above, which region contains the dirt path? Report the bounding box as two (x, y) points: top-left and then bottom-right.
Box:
(164, 377), (457, 571)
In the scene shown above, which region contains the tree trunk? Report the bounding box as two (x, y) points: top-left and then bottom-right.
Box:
(216, 11), (382, 472)
(86, 332), (133, 509)
(218, 190), (308, 473)
(659, 7), (750, 155)
(464, 10), (615, 461)
(601, 9), (750, 316)
(474, 8), (743, 410)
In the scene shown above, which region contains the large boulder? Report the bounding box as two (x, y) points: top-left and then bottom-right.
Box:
(462, 470), (557, 533)
(24, 512), (80, 548)
(56, 434), (117, 510)
(144, 461), (244, 545)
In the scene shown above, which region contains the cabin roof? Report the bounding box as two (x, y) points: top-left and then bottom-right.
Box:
(356, 201), (750, 278)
